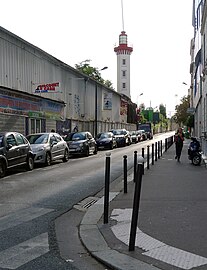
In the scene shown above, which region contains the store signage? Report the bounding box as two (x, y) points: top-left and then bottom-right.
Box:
(34, 82), (60, 93)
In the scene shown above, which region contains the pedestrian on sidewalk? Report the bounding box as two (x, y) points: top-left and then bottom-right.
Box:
(174, 127), (185, 162)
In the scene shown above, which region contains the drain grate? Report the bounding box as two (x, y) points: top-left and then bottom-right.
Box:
(73, 196), (99, 212)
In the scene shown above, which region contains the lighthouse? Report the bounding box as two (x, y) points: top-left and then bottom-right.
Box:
(114, 30), (133, 99)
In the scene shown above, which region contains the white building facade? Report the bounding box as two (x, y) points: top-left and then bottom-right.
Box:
(191, 0), (207, 156)
(0, 27), (136, 137)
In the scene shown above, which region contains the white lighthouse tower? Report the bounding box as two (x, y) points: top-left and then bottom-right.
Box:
(114, 30), (133, 99)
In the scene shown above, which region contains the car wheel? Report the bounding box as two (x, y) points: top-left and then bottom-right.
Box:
(85, 147), (89, 157)
(45, 152), (52, 166)
(62, 149), (69, 162)
(94, 145), (98, 154)
(110, 142), (113, 150)
(0, 161), (6, 178)
(26, 155), (34, 171)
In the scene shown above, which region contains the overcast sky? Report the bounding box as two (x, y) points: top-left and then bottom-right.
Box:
(1, 0), (194, 116)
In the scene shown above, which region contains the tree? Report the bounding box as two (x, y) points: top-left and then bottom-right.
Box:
(159, 104), (166, 118)
(75, 60), (114, 89)
(173, 95), (190, 125)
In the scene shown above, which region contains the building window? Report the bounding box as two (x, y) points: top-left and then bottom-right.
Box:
(122, 83), (126, 89)
(29, 118), (44, 134)
(122, 59), (126, 65)
(122, 70), (126, 77)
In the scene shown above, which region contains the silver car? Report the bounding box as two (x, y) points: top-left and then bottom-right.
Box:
(26, 132), (69, 166)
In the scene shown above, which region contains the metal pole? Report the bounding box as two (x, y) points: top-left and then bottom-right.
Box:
(142, 148), (144, 175)
(94, 83), (98, 137)
(129, 163), (143, 251)
(152, 143), (154, 165)
(165, 138), (167, 151)
(155, 142), (158, 161)
(160, 140), (162, 156)
(133, 151), (137, 182)
(123, 155), (127, 193)
(158, 141), (160, 159)
(147, 145), (150, 169)
(104, 152), (111, 224)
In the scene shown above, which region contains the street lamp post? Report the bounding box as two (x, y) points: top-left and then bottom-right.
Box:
(137, 92), (143, 108)
(94, 66), (108, 136)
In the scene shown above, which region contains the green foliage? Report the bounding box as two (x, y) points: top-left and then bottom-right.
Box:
(173, 95), (190, 125)
(75, 60), (114, 89)
(185, 114), (194, 128)
(159, 104), (166, 118)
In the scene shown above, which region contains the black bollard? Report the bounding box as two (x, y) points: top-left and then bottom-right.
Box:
(165, 138), (167, 152)
(133, 151), (137, 182)
(160, 140), (162, 156)
(129, 163), (143, 251)
(104, 152), (111, 224)
(158, 141), (160, 159)
(147, 145), (150, 169)
(123, 155), (127, 193)
(152, 143), (154, 165)
(155, 142), (158, 161)
(142, 148), (145, 175)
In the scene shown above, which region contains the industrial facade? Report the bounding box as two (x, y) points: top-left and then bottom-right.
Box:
(0, 26), (136, 137)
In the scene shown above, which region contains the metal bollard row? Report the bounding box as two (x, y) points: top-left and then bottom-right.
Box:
(103, 135), (174, 226)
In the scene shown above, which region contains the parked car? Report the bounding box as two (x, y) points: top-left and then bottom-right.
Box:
(95, 132), (117, 150)
(137, 130), (147, 141)
(109, 129), (131, 147)
(0, 131), (34, 178)
(129, 130), (139, 143)
(64, 131), (97, 157)
(138, 123), (153, 140)
(26, 132), (69, 166)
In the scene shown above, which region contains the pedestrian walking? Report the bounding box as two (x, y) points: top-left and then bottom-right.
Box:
(174, 127), (185, 162)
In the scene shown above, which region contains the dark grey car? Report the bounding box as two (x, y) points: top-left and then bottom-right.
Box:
(64, 132), (98, 157)
(0, 131), (34, 178)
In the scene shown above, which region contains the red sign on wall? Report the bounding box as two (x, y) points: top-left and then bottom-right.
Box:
(34, 82), (60, 93)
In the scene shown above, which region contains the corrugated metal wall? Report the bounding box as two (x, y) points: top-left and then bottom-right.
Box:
(0, 114), (25, 134)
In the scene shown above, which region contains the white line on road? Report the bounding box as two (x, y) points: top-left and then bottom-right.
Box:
(0, 233), (49, 269)
(0, 207), (53, 232)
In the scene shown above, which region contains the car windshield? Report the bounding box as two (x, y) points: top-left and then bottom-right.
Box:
(71, 132), (86, 141)
(137, 130), (144, 134)
(139, 125), (151, 132)
(112, 130), (125, 135)
(130, 131), (136, 135)
(97, 133), (109, 139)
(27, 134), (49, 144)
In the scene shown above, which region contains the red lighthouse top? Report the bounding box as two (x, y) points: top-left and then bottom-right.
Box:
(114, 31), (133, 54)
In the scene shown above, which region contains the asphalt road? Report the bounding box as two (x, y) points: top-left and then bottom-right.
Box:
(0, 131), (174, 270)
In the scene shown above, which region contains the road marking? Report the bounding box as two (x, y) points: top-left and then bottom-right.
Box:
(0, 233), (49, 269)
(111, 209), (207, 270)
(0, 207), (53, 232)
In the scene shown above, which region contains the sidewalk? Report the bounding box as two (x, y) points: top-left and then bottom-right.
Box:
(79, 140), (207, 270)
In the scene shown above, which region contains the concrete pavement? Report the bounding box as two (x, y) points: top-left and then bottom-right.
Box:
(79, 140), (207, 270)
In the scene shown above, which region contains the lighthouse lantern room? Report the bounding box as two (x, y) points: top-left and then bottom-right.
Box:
(114, 30), (133, 99)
